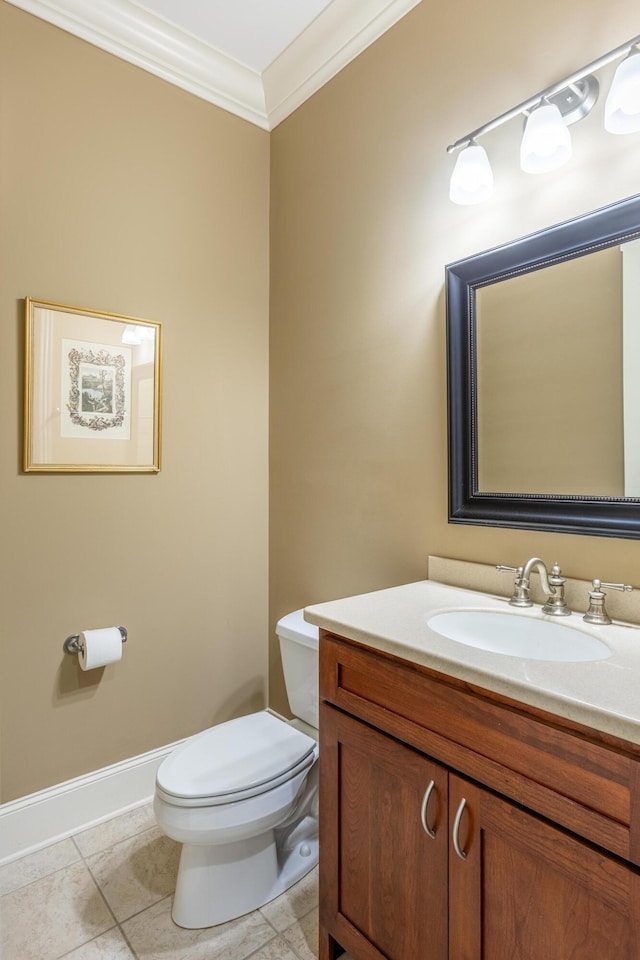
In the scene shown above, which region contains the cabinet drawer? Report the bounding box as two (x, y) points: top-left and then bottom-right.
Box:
(320, 632), (640, 863)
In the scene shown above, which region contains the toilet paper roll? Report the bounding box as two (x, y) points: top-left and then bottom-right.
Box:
(78, 627), (123, 670)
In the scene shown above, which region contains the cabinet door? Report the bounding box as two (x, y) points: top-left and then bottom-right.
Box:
(449, 774), (640, 960)
(320, 704), (448, 960)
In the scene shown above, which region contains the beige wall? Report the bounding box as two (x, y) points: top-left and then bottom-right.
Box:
(269, 0), (640, 714)
(0, 3), (270, 801)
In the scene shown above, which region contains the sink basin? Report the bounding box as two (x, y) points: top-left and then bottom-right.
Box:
(427, 610), (611, 662)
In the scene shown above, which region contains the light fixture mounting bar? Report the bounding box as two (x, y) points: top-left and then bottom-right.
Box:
(446, 35), (640, 154)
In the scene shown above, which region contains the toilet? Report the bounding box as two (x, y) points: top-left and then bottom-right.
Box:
(154, 609), (319, 929)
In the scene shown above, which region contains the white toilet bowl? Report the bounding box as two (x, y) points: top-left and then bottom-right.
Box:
(155, 705), (319, 928)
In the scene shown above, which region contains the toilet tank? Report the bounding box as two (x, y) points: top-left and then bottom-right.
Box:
(276, 609), (319, 730)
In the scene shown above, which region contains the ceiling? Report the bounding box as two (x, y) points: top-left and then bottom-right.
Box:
(5, 0), (422, 129)
(132, 0), (335, 74)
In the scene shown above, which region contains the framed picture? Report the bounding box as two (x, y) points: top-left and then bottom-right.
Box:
(24, 298), (162, 473)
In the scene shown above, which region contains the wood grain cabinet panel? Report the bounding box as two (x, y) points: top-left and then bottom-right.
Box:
(321, 705), (447, 960)
(319, 633), (640, 960)
(449, 774), (640, 960)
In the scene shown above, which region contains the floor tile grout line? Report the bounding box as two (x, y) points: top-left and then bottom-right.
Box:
(80, 852), (173, 936)
(258, 910), (285, 938)
(0, 849), (83, 900)
(259, 907), (317, 938)
(73, 814), (188, 954)
(52, 836), (143, 960)
(281, 909), (319, 960)
(51, 922), (120, 960)
(118, 891), (173, 926)
(252, 902), (320, 960)
(241, 928), (280, 960)
(72, 817), (175, 932)
(118, 920), (142, 960)
(69, 802), (156, 860)
(72, 820), (160, 862)
(81, 851), (122, 929)
(70, 834), (84, 859)
(68, 809), (154, 960)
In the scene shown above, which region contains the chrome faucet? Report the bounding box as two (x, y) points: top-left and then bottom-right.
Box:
(497, 558), (570, 616)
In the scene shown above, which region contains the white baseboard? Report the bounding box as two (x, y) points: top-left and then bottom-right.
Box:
(0, 739), (185, 864)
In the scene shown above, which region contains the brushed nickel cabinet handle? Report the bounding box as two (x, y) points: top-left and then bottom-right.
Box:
(420, 779), (436, 839)
(453, 797), (468, 860)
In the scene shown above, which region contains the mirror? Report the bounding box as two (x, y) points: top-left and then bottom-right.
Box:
(446, 193), (640, 539)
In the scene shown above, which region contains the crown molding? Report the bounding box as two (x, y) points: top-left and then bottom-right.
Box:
(5, 0), (421, 130)
(264, 0), (422, 128)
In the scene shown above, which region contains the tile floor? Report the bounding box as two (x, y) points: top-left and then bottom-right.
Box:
(0, 803), (327, 960)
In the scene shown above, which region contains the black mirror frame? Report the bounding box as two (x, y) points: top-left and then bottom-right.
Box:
(446, 193), (640, 540)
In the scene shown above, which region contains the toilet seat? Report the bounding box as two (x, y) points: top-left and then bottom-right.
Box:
(156, 711), (317, 808)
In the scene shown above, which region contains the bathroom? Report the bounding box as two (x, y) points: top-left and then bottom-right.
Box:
(1, 0), (640, 956)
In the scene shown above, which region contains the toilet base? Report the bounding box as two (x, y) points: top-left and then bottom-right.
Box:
(172, 815), (319, 929)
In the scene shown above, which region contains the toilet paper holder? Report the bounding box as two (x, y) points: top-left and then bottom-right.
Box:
(63, 626), (128, 655)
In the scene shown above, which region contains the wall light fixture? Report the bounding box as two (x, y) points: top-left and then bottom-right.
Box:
(448, 35), (640, 204)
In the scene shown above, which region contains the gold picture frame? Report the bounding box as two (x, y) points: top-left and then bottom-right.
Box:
(24, 298), (162, 473)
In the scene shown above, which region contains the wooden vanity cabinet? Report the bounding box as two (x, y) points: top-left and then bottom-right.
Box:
(319, 632), (640, 960)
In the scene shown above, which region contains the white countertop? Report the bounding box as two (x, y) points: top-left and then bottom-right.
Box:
(304, 579), (640, 745)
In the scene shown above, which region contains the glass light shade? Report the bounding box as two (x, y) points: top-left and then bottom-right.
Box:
(135, 325), (156, 341)
(520, 102), (572, 173)
(122, 325), (155, 345)
(449, 143), (494, 205)
(122, 325), (142, 345)
(604, 50), (640, 134)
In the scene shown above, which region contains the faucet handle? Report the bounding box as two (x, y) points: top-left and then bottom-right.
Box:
(583, 579), (633, 625)
(597, 580), (633, 593)
(495, 564), (532, 607)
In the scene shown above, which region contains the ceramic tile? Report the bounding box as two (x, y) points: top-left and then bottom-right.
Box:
(281, 909), (319, 960)
(0, 838), (80, 896)
(86, 826), (180, 922)
(123, 894), (277, 960)
(247, 936), (302, 960)
(0, 860), (115, 960)
(74, 804), (156, 858)
(62, 926), (136, 959)
(259, 866), (319, 932)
